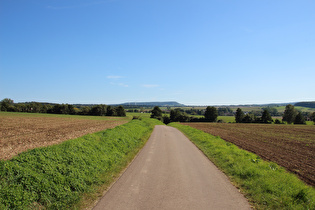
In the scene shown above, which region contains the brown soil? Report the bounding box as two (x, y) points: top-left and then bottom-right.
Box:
(0, 114), (128, 160)
(182, 123), (315, 187)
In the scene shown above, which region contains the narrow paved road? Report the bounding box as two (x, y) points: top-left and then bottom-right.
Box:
(93, 125), (251, 210)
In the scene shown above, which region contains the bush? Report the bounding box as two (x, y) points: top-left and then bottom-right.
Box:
(294, 112), (306, 124)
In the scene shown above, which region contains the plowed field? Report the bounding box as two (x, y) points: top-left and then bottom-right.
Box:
(181, 123), (315, 187)
(0, 112), (128, 160)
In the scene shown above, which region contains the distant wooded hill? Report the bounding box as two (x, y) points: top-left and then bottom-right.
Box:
(119, 101), (185, 107)
(294, 102), (315, 108)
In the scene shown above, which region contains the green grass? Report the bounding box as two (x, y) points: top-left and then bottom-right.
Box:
(276, 106), (315, 113)
(170, 123), (315, 209)
(0, 118), (163, 209)
(125, 112), (151, 119)
(217, 116), (235, 123)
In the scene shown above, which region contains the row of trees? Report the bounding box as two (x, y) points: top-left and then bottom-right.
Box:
(235, 108), (273, 124)
(150, 104), (315, 125)
(0, 98), (126, 117)
(150, 106), (219, 124)
(235, 104), (315, 124)
(282, 104), (314, 124)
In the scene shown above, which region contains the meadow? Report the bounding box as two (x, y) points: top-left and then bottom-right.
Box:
(171, 123), (315, 209)
(0, 117), (163, 209)
(182, 122), (315, 187)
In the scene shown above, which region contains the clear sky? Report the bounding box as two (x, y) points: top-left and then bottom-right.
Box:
(1, 0), (314, 105)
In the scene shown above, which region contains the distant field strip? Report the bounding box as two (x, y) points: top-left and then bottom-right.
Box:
(182, 123), (315, 187)
(0, 112), (129, 160)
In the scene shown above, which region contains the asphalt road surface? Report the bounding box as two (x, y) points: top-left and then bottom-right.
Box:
(93, 125), (251, 210)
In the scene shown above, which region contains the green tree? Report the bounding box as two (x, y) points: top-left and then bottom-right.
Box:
(242, 113), (256, 123)
(235, 108), (244, 123)
(261, 109), (273, 123)
(163, 115), (171, 124)
(263, 106), (279, 116)
(90, 105), (107, 116)
(218, 107), (233, 116)
(151, 106), (162, 119)
(204, 106), (218, 122)
(67, 104), (76, 115)
(294, 112), (306, 124)
(170, 109), (189, 122)
(282, 104), (297, 124)
(0, 98), (14, 111)
(106, 106), (115, 116)
(116, 105), (126, 117)
(80, 106), (91, 115)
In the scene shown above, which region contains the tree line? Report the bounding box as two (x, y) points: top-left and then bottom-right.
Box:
(0, 98), (126, 117)
(150, 106), (220, 124)
(234, 104), (315, 124)
(150, 105), (315, 125)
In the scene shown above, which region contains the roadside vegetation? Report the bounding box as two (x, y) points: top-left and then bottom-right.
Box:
(182, 122), (315, 187)
(0, 118), (163, 209)
(170, 123), (315, 209)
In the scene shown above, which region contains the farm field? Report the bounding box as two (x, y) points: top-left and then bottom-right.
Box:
(0, 112), (129, 160)
(181, 122), (315, 187)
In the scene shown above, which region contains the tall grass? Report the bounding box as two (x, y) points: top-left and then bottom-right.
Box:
(0, 118), (163, 209)
(170, 123), (315, 209)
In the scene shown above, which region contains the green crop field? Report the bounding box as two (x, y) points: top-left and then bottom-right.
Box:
(217, 116), (235, 123)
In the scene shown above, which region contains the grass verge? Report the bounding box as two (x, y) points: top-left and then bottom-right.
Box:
(0, 118), (163, 209)
(169, 123), (315, 209)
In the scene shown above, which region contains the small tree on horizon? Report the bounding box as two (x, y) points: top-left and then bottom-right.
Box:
(170, 109), (189, 122)
(282, 104), (297, 124)
(294, 112), (306, 124)
(204, 106), (218, 122)
(261, 109), (273, 123)
(0, 98), (14, 111)
(151, 106), (162, 119)
(116, 105), (126, 117)
(235, 108), (244, 123)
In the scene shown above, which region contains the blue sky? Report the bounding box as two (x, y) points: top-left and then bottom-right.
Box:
(1, 0), (314, 105)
